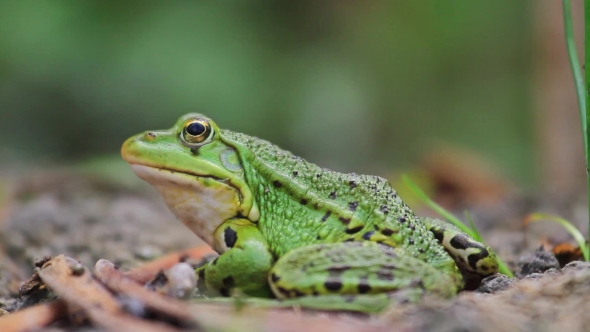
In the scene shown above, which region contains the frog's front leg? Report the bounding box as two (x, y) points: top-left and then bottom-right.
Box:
(268, 241), (462, 312)
(422, 217), (499, 276)
(197, 218), (275, 298)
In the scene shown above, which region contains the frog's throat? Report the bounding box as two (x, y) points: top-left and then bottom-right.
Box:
(129, 164), (258, 247)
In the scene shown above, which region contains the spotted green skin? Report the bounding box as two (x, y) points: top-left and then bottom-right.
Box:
(122, 113), (499, 313)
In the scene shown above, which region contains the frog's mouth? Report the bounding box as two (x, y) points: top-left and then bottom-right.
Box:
(128, 164), (243, 247)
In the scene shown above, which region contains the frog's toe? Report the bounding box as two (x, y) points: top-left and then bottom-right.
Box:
(423, 218), (499, 277)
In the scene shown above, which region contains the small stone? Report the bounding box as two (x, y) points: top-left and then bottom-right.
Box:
(65, 257), (85, 276)
(146, 263), (197, 299)
(516, 247), (560, 278)
(562, 261), (590, 271)
(475, 273), (515, 293)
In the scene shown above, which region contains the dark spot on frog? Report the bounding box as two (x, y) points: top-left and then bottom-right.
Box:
(349, 180), (357, 189)
(348, 201), (359, 211)
(315, 245), (327, 252)
(398, 217), (406, 223)
(377, 269), (394, 281)
(270, 273), (280, 283)
(222, 276), (235, 287)
(316, 173), (322, 178)
(410, 278), (425, 290)
(276, 286), (291, 297)
(431, 229), (444, 243)
(321, 211), (331, 222)
(374, 225), (379, 230)
(339, 217), (351, 224)
(357, 282), (372, 294)
(316, 235), (321, 240)
(292, 289), (305, 297)
(300, 198), (308, 205)
(312, 290), (319, 296)
(324, 279), (343, 291)
(301, 262), (314, 272)
(344, 238), (355, 242)
(292, 170), (298, 177)
(409, 224), (415, 231)
(224, 227), (238, 248)
(418, 248), (425, 253)
(345, 225), (363, 234)
(467, 250), (490, 270)
(380, 205), (389, 214)
(381, 228), (395, 236)
(329, 191), (337, 199)
(450, 234), (481, 250)
(327, 265), (350, 272)
(362, 231), (375, 240)
(273, 180), (282, 188)
(408, 239), (414, 245)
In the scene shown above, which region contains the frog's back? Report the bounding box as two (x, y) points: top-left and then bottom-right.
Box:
(222, 130), (443, 262)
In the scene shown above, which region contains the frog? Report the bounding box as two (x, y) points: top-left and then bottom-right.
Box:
(121, 113), (499, 313)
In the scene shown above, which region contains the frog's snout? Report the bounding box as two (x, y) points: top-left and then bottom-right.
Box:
(121, 132), (158, 162)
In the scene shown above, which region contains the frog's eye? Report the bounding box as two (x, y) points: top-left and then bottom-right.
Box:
(181, 119), (213, 145)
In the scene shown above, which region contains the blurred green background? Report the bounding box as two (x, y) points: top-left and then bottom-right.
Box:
(0, 1), (536, 185)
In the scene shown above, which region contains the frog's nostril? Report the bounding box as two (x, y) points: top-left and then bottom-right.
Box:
(146, 132), (157, 140)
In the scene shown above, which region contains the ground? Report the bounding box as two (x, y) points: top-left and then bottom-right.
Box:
(0, 168), (588, 332)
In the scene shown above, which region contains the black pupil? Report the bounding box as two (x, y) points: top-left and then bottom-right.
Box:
(186, 122), (206, 136)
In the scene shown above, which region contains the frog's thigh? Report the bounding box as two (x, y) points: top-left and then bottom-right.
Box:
(269, 241), (458, 300)
(422, 217), (499, 276)
(197, 218), (274, 298)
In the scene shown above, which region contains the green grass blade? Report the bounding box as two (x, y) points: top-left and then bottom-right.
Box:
(402, 175), (473, 236)
(564, 0), (590, 246)
(464, 211), (483, 242)
(495, 260), (513, 279)
(525, 213), (589, 262)
(563, 0), (587, 149)
(586, 0), (590, 265)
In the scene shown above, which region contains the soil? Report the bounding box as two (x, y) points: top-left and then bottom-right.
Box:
(0, 169), (588, 331)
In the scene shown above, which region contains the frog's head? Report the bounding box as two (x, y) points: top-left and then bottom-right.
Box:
(121, 113), (258, 247)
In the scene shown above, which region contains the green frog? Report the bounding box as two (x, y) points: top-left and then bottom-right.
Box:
(121, 113), (499, 312)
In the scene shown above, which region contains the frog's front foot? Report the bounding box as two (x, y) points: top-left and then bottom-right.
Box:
(196, 218), (275, 298)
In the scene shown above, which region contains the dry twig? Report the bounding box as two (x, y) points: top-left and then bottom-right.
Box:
(124, 246), (216, 284)
(37, 255), (183, 332)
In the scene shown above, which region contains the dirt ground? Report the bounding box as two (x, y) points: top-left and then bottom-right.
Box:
(0, 169), (589, 332)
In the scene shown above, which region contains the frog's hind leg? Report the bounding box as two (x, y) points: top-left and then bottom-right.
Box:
(268, 241), (460, 312)
(422, 217), (498, 277)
